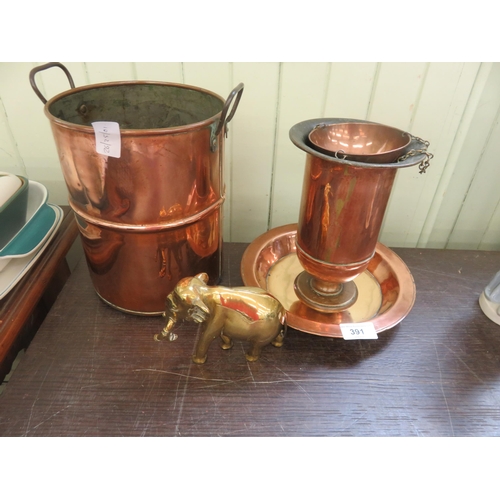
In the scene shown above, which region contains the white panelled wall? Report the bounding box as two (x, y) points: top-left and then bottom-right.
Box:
(1, 62), (499, 249)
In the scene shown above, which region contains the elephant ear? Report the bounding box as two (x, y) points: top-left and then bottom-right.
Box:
(195, 272), (209, 284)
(179, 274), (211, 323)
(192, 295), (210, 316)
(185, 280), (211, 316)
(185, 295), (210, 323)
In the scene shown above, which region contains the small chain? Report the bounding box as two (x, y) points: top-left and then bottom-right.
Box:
(397, 136), (433, 174)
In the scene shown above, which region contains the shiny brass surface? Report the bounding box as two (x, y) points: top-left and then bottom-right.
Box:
(155, 273), (286, 363)
(240, 224), (416, 337)
(294, 271), (358, 312)
(308, 122), (411, 163)
(33, 67), (244, 315)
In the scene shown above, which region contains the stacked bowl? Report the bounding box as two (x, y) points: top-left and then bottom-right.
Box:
(0, 172), (63, 298)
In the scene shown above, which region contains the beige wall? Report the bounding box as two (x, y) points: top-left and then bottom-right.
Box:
(1, 62), (499, 249)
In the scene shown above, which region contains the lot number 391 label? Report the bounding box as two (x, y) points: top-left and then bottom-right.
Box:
(340, 322), (378, 340)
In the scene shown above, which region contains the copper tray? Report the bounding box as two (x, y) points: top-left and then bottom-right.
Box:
(240, 224), (416, 337)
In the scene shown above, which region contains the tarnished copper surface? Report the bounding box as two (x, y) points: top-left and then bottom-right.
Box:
(308, 122), (411, 163)
(290, 118), (428, 313)
(75, 208), (221, 315)
(37, 76), (243, 314)
(296, 153), (397, 284)
(240, 224), (416, 337)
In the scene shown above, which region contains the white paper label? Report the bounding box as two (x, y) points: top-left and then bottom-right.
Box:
(92, 121), (121, 158)
(340, 322), (378, 340)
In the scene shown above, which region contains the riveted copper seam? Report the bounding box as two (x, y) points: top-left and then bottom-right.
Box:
(295, 241), (375, 268)
(69, 196), (225, 233)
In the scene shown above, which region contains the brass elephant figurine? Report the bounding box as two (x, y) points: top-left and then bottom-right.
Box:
(155, 273), (286, 363)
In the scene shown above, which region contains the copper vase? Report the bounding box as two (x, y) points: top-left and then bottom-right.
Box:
(290, 118), (431, 313)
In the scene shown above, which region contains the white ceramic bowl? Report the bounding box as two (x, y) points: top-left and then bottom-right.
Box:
(0, 172), (23, 207)
(0, 173), (30, 249)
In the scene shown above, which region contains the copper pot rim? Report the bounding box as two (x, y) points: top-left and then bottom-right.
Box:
(290, 118), (428, 169)
(240, 223), (416, 338)
(43, 80), (227, 136)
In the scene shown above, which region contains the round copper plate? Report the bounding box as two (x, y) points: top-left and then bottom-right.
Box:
(240, 224), (416, 338)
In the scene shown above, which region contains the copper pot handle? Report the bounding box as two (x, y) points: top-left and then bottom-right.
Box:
(210, 82), (244, 151)
(29, 62), (76, 104)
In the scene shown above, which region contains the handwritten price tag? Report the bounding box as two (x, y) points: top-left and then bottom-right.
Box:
(92, 121), (121, 158)
(340, 322), (378, 340)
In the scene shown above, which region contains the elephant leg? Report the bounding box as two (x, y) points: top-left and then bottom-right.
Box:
(192, 336), (210, 364)
(192, 323), (223, 364)
(220, 330), (233, 350)
(245, 342), (263, 362)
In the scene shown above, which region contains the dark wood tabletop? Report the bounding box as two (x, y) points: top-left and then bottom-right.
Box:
(0, 242), (499, 436)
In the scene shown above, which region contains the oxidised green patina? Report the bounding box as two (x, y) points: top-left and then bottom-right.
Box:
(49, 84), (223, 129)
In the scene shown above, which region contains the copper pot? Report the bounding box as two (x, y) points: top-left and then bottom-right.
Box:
(290, 118), (431, 313)
(30, 62), (244, 315)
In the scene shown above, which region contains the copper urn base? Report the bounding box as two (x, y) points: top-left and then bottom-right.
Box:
(240, 224), (416, 338)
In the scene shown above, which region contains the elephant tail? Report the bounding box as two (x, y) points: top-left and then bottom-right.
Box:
(279, 308), (287, 338)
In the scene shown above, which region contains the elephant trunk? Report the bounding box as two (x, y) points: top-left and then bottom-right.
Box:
(155, 314), (178, 342)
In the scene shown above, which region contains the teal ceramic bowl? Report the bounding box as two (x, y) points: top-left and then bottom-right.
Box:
(0, 180), (51, 272)
(0, 203), (56, 258)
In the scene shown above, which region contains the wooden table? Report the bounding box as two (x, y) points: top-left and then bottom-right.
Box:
(0, 206), (79, 383)
(0, 243), (499, 436)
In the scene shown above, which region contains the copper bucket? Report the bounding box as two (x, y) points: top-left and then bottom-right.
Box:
(290, 118), (432, 313)
(30, 62), (244, 315)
